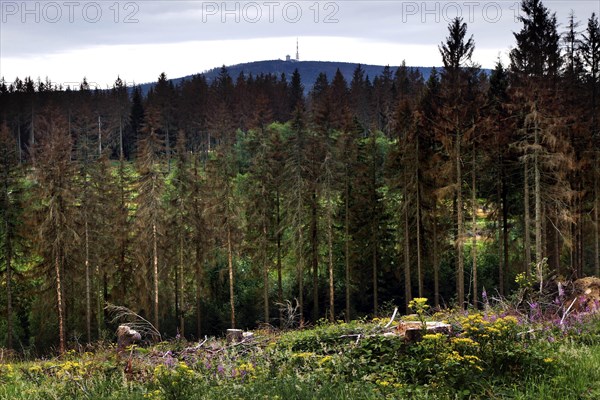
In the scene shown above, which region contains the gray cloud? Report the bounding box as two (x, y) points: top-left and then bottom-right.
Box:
(1, 1), (598, 60)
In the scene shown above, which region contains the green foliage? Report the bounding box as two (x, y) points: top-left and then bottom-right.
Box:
(1, 310), (600, 399)
(151, 362), (197, 400)
(276, 320), (372, 353)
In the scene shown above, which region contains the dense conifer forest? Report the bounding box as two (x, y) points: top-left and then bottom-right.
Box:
(0, 0), (599, 354)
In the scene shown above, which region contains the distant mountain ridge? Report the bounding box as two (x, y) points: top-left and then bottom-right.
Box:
(137, 60), (438, 95)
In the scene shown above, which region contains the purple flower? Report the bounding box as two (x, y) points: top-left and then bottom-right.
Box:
(554, 297), (561, 305)
(528, 302), (538, 310)
(217, 365), (225, 375)
(164, 357), (175, 368)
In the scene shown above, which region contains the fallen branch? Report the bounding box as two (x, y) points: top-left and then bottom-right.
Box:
(384, 307), (398, 329)
(560, 297), (578, 325)
(105, 303), (162, 342)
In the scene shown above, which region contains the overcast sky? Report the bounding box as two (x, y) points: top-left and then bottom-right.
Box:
(1, 1), (598, 88)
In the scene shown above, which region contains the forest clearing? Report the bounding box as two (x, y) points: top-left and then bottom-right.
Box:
(2, 288), (600, 399)
(1, 0), (600, 397)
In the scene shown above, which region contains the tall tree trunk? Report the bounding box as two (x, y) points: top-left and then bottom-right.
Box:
(345, 177), (351, 322)
(524, 158), (532, 275)
(593, 75), (599, 277)
(178, 230), (184, 336)
(416, 139), (423, 298)
(403, 186), (412, 312)
(276, 190), (283, 327)
(327, 197), (334, 322)
(311, 191), (318, 320)
(2, 159), (13, 350)
(534, 126), (543, 266)
(227, 224), (236, 329)
(471, 143), (478, 306)
(595, 160), (599, 276)
(433, 203), (439, 308)
(17, 123), (22, 164)
(456, 128), (465, 308)
(96, 264), (103, 339)
(85, 219), (91, 344)
(554, 211), (561, 275)
(55, 251), (65, 354)
(502, 180), (509, 295)
(298, 228), (304, 324)
(195, 241), (203, 337)
(373, 230), (378, 316)
(119, 117), (124, 160)
(577, 183), (585, 277)
(497, 167), (504, 296)
(153, 220), (159, 331)
(98, 115), (102, 156)
(166, 124), (171, 172)
(263, 221), (269, 324)
(30, 106), (35, 148)
(5, 219), (12, 350)
(569, 212), (576, 275)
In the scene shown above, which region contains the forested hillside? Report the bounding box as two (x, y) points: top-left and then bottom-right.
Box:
(136, 60), (436, 96)
(0, 0), (599, 354)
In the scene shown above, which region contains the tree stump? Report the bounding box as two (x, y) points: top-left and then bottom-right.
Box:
(226, 329), (243, 343)
(398, 321), (452, 342)
(116, 325), (141, 352)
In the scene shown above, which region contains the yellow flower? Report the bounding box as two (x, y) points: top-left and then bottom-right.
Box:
(28, 365), (43, 374)
(408, 298), (429, 313)
(293, 352), (315, 359)
(0, 363), (16, 380)
(452, 337), (477, 346)
(500, 316), (519, 325)
(543, 357), (554, 363)
(422, 333), (444, 341)
(318, 355), (333, 366)
(238, 362), (256, 373)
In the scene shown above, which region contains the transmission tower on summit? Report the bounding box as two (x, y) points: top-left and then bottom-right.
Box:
(296, 38), (300, 61)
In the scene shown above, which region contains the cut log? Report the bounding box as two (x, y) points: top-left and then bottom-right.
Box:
(116, 325), (141, 352)
(569, 277), (600, 312)
(397, 321), (452, 342)
(226, 329), (243, 343)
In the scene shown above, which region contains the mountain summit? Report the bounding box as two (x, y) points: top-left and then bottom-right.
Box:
(138, 60), (436, 94)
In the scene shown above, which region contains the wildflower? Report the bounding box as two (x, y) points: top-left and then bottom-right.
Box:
(293, 352), (315, 359)
(422, 333), (444, 341)
(0, 364), (16, 381)
(501, 315), (519, 325)
(318, 355), (333, 366)
(408, 298), (429, 312)
(28, 365), (43, 374)
(452, 337), (478, 346)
